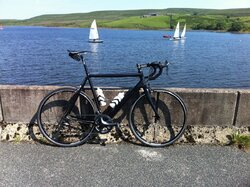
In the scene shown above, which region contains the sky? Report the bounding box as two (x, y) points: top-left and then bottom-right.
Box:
(0, 0), (250, 20)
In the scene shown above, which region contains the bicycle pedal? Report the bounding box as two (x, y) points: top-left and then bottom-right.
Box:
(99, 139), (107, 146)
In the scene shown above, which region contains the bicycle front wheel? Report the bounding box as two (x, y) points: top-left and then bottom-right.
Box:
(37, 87), (96, 147)
(129, 89), (187, 147)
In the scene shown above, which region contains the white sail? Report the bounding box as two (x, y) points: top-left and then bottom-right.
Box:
(173, 22), (180, 38)
(89, 20), (99, 40)
(181, 24), (186, 38)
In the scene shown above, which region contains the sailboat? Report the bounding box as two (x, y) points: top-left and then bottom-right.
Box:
(170, 22), (180, 40)
(180, 24), (186, 39)
(0, 25), (3, 30)
(89, 20), (103, 43)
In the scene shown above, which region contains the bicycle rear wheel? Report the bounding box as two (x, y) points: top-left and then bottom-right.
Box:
(37, 87), (96, 147)
(129, 89), (187, 147)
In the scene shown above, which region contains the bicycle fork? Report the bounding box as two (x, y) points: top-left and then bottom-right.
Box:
(144, 87), (160, 121)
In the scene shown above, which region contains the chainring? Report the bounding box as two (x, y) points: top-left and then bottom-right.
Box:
(94, 114), (113, 134)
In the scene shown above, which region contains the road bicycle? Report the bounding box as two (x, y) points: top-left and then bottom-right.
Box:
(37, 50), (187, 147)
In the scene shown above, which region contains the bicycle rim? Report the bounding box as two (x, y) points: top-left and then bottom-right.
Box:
(37, 88), (96, 147)
(129, 89), (187, 147)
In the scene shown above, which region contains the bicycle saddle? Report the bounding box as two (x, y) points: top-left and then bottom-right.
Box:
(68, 50), (82, 61)
(68, 50), (92, 62)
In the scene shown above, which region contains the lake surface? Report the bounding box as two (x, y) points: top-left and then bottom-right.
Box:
(0, 26), (250, 88)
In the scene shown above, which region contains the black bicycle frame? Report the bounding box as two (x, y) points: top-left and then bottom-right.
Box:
(74, 62), (160, 120)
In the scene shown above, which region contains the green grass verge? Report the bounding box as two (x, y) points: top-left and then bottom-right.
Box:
(231, 131), (250, 152)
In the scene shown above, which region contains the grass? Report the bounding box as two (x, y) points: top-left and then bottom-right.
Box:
(1, 8), (250, 32)
(231, 131), (250, 152)
(101, 16), (169, 29)
(14, 134), (21, 143)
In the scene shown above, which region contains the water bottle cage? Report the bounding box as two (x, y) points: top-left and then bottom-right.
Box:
(109, 92), (125, 108)
(110, 98), (120, 106)
(97, 95), (105, 102)
(96, 88), (107, 106)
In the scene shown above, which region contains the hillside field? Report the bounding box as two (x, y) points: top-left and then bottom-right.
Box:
(1, 8), (250, 32)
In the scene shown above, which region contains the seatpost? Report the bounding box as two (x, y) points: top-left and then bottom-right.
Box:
(79, 53), (89, 76)
(80, 54), (84, 62)
(80, 54), (86, 65)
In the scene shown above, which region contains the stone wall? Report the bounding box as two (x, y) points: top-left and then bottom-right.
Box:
(0, 85), (249, 145)
(0, 85), (249, 127)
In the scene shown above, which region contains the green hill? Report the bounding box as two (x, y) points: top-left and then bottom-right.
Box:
(1, 8), (250, 32)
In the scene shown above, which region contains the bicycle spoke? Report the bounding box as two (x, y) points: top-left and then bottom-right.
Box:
(38, 88), (96, 147)
(129, 90), (187, 147)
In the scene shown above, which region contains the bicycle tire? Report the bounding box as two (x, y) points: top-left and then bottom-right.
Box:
(37, 87), (96, 147)
(129, 89), (187, 147)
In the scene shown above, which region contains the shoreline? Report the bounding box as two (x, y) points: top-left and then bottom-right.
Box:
(3, 25), (250, 34)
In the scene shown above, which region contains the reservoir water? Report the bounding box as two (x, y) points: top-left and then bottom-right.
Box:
(0, 26), (250, 88)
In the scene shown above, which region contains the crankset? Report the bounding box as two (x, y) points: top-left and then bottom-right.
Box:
(94, 114), (115, 134)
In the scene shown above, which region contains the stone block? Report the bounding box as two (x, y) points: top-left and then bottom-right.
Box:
(0, 95), (3, 122)
(236, 90), (250, 127)
(0, 85), (61, 123)
(171, 88), (238, 126)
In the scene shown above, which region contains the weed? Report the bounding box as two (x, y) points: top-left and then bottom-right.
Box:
(38, 137), (49, 144)
(14, 134), (21, 143)
(231, 131), (250, 152)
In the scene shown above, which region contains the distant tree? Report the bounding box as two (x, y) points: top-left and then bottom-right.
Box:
(192, 22), (208, 30)
(191, 23), (198, 30)
(228, 21), (244, 31)
(206, 23), (216, 30)
(199, 20), (210, 29)
(215, 20), (227, 30)
(169, 15), (173, 29)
